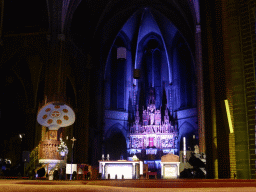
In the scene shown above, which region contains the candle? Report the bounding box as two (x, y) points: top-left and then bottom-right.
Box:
(183, 137), (186, 157)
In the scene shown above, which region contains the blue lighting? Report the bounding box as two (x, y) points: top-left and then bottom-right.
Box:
(103, 7), (198, 164)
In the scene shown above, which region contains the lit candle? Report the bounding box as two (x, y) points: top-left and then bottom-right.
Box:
(183, 137), (186, 157)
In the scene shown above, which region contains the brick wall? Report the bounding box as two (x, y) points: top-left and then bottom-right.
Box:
(221, 0), (256, 179)
(239, 0), (256, 179)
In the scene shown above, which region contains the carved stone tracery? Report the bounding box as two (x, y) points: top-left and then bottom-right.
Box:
(128, 88), (178, 155)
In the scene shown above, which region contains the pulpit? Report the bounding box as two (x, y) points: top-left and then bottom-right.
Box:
(37, 103), (75, 177)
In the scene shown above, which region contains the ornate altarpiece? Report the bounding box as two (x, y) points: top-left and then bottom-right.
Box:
(127, 88), (179, 158)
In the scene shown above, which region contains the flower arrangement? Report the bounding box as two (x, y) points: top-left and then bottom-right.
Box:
(132, 155), (139, 161)
(57, 138), (68, 155)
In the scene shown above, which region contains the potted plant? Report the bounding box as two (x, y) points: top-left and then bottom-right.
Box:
(57, 138), (68, 156)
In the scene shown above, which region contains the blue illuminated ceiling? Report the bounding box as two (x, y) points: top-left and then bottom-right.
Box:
(106, 7), (194, 84)
(105, 6), (197, 110)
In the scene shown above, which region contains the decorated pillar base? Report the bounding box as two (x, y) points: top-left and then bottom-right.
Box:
(39, 159), (67, 176)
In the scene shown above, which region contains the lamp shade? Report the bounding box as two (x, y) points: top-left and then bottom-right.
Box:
(133, 69), (140, 79)
(117, 47), (126, 59)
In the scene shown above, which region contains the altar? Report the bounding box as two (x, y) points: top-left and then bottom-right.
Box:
(99, 161), (141, 179)
(161, 153), (180, 179)
(127, 90), (179, 157)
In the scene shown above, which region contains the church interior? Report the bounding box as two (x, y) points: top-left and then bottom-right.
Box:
(0, 0), (255, 180)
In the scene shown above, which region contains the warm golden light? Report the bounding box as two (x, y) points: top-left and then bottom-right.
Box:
(224, 100), (234, 133)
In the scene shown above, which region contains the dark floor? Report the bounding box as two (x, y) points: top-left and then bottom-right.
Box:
(1, 179), (256, 192)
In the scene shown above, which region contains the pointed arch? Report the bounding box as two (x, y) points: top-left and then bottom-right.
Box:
(178, 121), (197, 151)
(104, 123), (128, 160)
(105, 123), (127, 140)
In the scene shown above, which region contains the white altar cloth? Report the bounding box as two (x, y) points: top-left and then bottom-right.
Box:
(99, 161), (140, 179)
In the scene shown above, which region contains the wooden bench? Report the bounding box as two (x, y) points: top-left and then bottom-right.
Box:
(146, 171), (157, 179)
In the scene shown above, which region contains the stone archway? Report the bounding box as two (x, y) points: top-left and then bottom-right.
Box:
(105, 128), (127, 161)
(178, 121), (197, 152)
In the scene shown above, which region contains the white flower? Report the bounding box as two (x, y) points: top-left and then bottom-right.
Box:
(57, 138), (69, 154)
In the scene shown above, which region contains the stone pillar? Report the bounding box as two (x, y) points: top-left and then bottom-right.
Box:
(44, 34), (67, 104)
(201, 1), (218, 179)
(25, 108), (37, 152)
(74, 86), (90, 164)
(221, 0), (237, 179)
(195, 24), (205, 154)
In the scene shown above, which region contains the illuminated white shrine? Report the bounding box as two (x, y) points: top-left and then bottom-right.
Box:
(161, 153), (180, 179)
(127, 89), (179, 156)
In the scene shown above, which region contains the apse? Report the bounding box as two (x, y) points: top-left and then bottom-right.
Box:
(103, 7), (198, 163)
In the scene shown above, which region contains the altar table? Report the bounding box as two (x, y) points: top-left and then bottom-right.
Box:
(99, 161), (140, 179)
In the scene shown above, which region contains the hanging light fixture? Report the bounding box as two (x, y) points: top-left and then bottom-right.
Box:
(117, 47), (126, 60)
(133, 69), (140, 79)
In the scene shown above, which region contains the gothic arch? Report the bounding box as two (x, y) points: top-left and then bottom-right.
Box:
(104, 123), (128, 160)
(88, 2), (196, 73)
(116, 31), (131, 50)
(105, 123), (127, 140)
(1, 38), (50, 111)
(104, 30), (130, 80)
(169, 32), (197, 109)
(178, 121), (197, 151)
(70, 0), (200, 166)
(170, 32), (196, 76)
(2, 45), (47, 110)
(136, 32), (164, 71)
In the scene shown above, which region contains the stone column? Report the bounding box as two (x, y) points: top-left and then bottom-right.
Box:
(25, 108), (37, 151)
(195, 24), (205, 154)
(201, 1), (218, 179)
